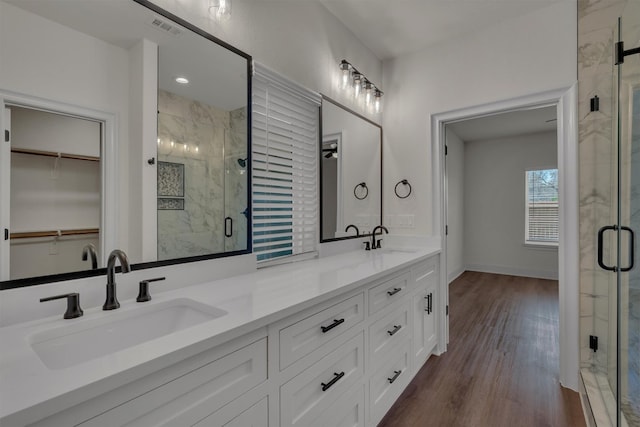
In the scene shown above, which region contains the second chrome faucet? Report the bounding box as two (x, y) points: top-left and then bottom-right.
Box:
(103, 249), (131, 310)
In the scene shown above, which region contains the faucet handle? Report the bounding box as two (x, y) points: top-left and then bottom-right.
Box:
(40, 293), (83, 319)
(376, 239), (383, 249)
(137, 277), (166, 302)
(363, 241), (371, 251)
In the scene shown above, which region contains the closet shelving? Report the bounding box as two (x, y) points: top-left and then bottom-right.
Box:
(11, 147), (100, 162)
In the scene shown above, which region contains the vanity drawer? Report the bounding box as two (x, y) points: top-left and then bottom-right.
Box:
(369, 301), (410, 365)
(368, 271), (411, 315)
(412, 257), (438, 289)
(311, 383), (365, 427)
(280, 293), (364, 370)
(369, 339), (411, 425)
(192, 396), (268, 427)
(280, 332), (364, 427)
(78, 338), (267, 427)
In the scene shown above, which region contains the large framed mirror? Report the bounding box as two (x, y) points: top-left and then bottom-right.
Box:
(320, 97), (382, 242)
(0, 0), (251, 288)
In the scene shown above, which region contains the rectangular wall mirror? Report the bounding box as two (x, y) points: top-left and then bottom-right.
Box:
(0, 0), (251, 288)
(320, 97), (382, 242)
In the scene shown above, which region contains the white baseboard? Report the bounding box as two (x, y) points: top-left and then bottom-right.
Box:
(465, 264), (558, 280)
(447, 268), (465, 284)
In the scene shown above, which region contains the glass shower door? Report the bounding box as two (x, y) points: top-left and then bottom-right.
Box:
(617, 6), (640, 425)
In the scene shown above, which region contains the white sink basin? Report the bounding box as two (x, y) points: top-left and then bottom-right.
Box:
(29, 298), (227, 370)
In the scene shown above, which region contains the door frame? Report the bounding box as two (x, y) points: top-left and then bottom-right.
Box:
(431, 84), (579, 390)
(0, 90), (118, 279)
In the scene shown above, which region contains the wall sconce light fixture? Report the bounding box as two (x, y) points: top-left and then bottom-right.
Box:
(209, 0), (231, 21)
(339, 59), (383, 114)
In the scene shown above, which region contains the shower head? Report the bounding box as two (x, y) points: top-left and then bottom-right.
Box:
(237, 158), (247, 168)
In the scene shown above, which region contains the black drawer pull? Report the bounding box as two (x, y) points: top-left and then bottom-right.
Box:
(387, 324), (402, 336)
(321, 371), (345, 391)
(387, 287), (402, 296)
(388, 369), (402, 384)
(321, 318), (345, 333)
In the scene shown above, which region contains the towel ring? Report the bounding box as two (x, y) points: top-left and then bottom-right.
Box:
(394, 179), (412, 199)
(354, 182), (368, 200)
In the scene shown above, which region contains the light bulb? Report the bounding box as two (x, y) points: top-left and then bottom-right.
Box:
(340, 60), (350, 89)
(364, 82), (373, 106)
(374, 89), (383, 114)
(352, 73), (362, 98)
(170, 140), (175, 147)
(209, 0), (231, 21)
(195, 146), (199, 153)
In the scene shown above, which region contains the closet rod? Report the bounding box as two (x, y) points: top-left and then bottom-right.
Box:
(11, 147), (100, 162)
(10, 228), (100, 240)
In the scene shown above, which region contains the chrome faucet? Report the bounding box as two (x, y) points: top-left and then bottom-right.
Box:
(81, 243), (98, 269)
(345, 224), (360, 236)
(371, 225), (389, 250)
(103, 249), (131, 310)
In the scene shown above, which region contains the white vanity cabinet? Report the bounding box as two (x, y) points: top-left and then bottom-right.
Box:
(24, 253), (441, 427)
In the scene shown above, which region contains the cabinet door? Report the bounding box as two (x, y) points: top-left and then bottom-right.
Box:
(413, 267), (438, 368)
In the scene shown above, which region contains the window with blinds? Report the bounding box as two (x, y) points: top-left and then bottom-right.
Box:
(252, 64), (320, 263)
(525, 168), (559, 245)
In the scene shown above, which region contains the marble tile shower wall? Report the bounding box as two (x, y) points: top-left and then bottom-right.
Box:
(225, 107), (248, 252)
(157, 90), (228, 259)
(578, 0), (627, 378)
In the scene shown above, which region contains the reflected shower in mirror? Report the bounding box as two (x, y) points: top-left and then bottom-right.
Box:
(0, 0), (251, 288)
(320, 97), (382, 242)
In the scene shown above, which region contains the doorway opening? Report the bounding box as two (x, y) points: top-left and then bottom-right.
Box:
(431, 86), (579, 390)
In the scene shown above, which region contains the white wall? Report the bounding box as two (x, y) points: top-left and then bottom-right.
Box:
(464, 131), (559, 279)
(445, 129), (464, 282)
(382, 1), (576, 235)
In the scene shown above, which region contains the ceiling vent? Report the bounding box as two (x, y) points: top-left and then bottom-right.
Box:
(150, 17), (182, 36)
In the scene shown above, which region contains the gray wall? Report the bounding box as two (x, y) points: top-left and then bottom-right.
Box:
(463, 131), (558, 279)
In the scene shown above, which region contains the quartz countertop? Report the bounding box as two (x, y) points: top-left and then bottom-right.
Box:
(0, 246), (440, 425)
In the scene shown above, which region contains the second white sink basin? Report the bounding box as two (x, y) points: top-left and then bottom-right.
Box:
(29, 298), (227, 370)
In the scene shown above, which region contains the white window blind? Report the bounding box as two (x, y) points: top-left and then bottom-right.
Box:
(252, 64), (321, 263)
(525, 169), (559, 244)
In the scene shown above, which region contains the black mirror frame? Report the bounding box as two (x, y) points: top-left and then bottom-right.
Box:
(319, 95), (383, 244)
(1, 0), (253, 290)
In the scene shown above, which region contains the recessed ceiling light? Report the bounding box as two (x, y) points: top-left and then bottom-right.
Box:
(175, 76), (189, 84)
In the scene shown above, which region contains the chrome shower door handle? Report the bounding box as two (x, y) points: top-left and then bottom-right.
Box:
(620, 226), (635, 272)
(597, 225), (617, 272)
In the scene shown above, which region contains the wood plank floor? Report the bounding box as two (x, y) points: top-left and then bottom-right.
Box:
(378, 271), (586, 427)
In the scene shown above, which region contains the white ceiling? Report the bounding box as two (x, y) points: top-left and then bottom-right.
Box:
(446, 105), (557, 142)
(319, 0), (562, 60)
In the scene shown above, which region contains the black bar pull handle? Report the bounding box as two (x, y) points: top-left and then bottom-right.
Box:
(429, 292), (433, 314)
(387, 324), (402, 336)
(225, 217), (233, 238)
(620, 226), (635, 272)
(321, 318), (345, 333)
(597, 225), (618, 271)
(388, 369), (402, 384)
(387, 287), (402, 297)
(321, 371), (345, 391)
